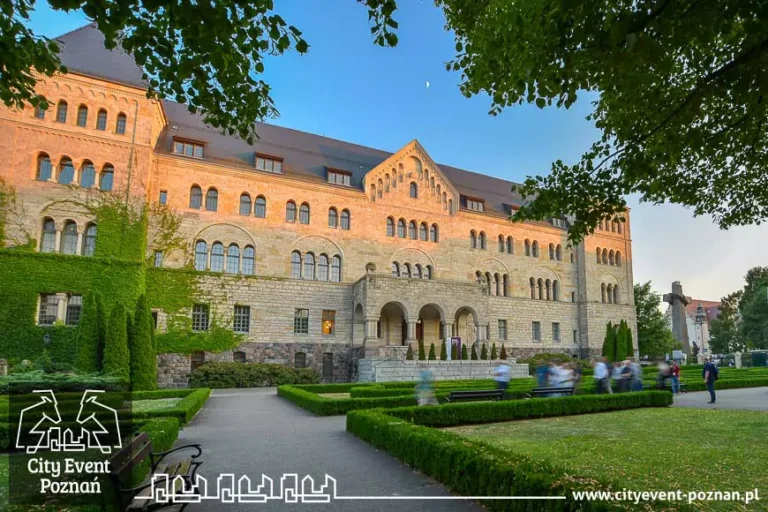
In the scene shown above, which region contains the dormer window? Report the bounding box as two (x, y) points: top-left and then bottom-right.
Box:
(173, 138), (204, 158)
(552, 218), (567, 228)
(255, 153), (283, 173)
(462, 195), (485, 212)
(327, 168), (351, 186)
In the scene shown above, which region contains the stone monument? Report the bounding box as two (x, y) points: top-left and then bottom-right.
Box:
(663, 281), (690, 355)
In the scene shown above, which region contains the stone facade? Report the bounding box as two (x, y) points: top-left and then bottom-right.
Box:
(357, 358), (529, 383)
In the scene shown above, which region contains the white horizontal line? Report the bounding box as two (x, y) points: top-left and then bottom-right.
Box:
(335, 496), (566, 500)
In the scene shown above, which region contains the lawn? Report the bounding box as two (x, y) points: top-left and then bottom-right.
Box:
(448, 408), (768, 510)
(127, 397), (182, 412)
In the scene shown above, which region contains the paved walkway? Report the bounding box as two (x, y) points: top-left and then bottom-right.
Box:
(671, 387), (768, 411)
(172, 388), (480, 512)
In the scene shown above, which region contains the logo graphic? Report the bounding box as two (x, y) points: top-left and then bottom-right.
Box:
(15, 390), (122, 454)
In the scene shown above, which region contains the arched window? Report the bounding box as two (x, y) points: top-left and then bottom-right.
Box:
(299, 203), (310, 224)
(413, 264), (422, 279)
(386, 217), (395, 237)
(479, 232), (486, 249)
(503, 274), (509, 297)
(602, 248), (608, 265)
(303, 252), (315, 279)
(549, 243), (555, 260)
(470, 230), (477, 249)
(613, 285), (619, 303)
(529, 277), (536, 299)
(601, 283), (607, 303)
(58, 157), (74, 185)
(116, 113), (127, 135)
(76, 105), (88, 127)
(331, 255), (341, 282)
(254, 196), (266, 218)
(328, 207), (338, 228)
(56, 101), (68, 123)
(340, 209), (350, 230)
(525, 239), (531, 256)
(370, 184), (376, 201)
(430, 224), (438, 242)
(570, 252), (575, 264)
(291, 251), (302, 278)
(286, 201), (297, 222)
(495, 274), (501, 296)
(99, 165), (114, 191)
(430, 177), (435, 192)
(189, 186), (202, 209)
(409, 182), (418, 198)
(419, 222), (428, 241)
(82, 223), (97, 256)
(448, 198), (453, 212)
(442, 192), (447, 208)
(609, 250), (615, 266)
(391, 262), (400, 277)
(556, 244), (562, 261)
(194, 240), (208, 270)
(226, 244), (240, 274)
(425, 265), (433, 279)
(532, 241), (539, 257)
(210, 242), (224, 272)
(96, 109), (107, 130)
(61, 221), (78, 254)
(553, 280), (560, 301)
(397, 219), (406, 238)
(617, 220), (623, 234)
(384, 174), (390, 192)
(616, 251), (622, 267)
(80, 161), (95, 188)
(537, 278), (544, 300)
(498, 235), (505, 253)
(239, 194), (251, 216)
(607, 284), (613, 304)
(596, 247), (601, 263)
(545, 279), (552, 300)
(36, 154), (52, 181)
(408, 221), (417, 240)
(391, 172), (397, 188)
(377, 179), (383, 198)
(317, 254), (329, 281)
(612, 220), (618, 232)
(506, 236), (513, 254)
(486, 273), (493, 295)
(424, 169), (429, 182)
(34, 103), (46, 119)
(40, 218), (56, 253)
(205, 188), (218, 211)
(243, 246), (255, 275)
(403, 263), (411, 278)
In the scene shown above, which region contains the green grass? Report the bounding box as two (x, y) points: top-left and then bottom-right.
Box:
(127, 397), (182, 413)
(448, 408), (768, 510)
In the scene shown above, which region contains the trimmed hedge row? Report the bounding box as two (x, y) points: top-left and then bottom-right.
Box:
(346, 393), (685, 511)
(683, 377), (768, 392)
(188, 362), (319, 388)
(278, 385), (426, 415)
(128, 388), (211, 424)
(128, 388), (196, 401)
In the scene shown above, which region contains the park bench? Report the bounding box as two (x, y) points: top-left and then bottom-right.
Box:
(523, 386), (576, 398)
(108, 432), (203, 511)
(446, 389), (505, 402)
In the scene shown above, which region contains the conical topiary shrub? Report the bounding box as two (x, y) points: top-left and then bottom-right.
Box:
(95, 292), (107, 371)
(461, 344), (468, 360)
(418, 339), (426, 361)
(450, 343), (457, 360)
(75, 293), (100, 373)
(130, 294), (157, 391)
(440, 341), (447, 360)
(602, 321), (617, 362)
(471, 344), (479, 360)
(406, 343), (414, 360)
(103, 303), (130, 379)
(490, 343), (498, 360)
(500, 344), (508, 360)
(428, 343), (436, 360)
(481, 343), (488, 360)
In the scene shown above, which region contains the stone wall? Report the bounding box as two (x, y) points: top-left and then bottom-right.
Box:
(357, 357), (529, 383)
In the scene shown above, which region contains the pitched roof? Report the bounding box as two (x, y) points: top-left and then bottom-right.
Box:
(684, 299), (721, 323)
(56, 24), (533, 216)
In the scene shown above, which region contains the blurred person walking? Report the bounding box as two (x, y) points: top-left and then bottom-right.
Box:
(593, 357), (611, 394)
(494, 361), (511, 398)
(535, 360), (549, 387)
(670, 360), (681, 395)
(415, 370), (438, 406)
(703, 356), (719, 404)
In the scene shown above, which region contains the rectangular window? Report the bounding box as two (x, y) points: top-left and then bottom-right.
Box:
(65, 295), (82, 325)
(294, 309), (309, 334)
(552, 322), (561, 342)
(571, 291), (576, 303)
(532, 321), (541, 342)
(255, 153), (283, 174)
(462, 196), (485, 212)
(173, 139), (204, 158)
(151, 311), (159, 329)
(153, 251), (163, 268)
(498, 319), (507, 341)
(159, 190), (167, 205)
(233, 305), (250, 334)
(192, 304), (210, 332)
(552, 218), (566, 228)
(327, 170), (352, 186)
(322, 310), (336, 336)
(38, 294), (59, 325)
(573, 329), (578, 345)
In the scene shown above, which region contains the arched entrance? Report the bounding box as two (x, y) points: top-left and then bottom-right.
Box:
(418, 304), (444, 350)
(454, 306), (479, 346)
(379, 301), (407, 346)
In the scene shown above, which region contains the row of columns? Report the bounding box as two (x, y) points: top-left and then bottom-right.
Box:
(46, 229), (84, 254)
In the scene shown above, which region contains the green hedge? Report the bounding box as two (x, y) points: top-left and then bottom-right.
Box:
(188, 362), (319, 388)
(278, 385), (431, 415)
(128, 388), (211, 425)
(128, 388), (196, 401)
(346, 393), (685, 511)
(683, 377), (768, 392)
(350, 386), (411, 398)
(130, 417), (182, 485)
(0, 371), (127, 394)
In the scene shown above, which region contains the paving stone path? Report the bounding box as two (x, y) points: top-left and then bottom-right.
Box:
(172, 388), (480, 512)
(671, 386), (768, 411)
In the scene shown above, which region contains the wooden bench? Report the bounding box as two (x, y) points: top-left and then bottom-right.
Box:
(523, 386), (575, 398)
(108, 432), (203, 511)
(446, 389), (505, 402)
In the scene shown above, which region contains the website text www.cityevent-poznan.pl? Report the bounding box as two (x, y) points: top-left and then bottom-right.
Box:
(572, 489), (760, 506)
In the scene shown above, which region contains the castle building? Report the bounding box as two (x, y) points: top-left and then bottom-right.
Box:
(0, 24), (637, 384)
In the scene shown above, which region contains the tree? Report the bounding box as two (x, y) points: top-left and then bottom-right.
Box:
(499, 344), (507, 360)
(490, 343), (497, 360)
(710, 291), (745, 353)
(450, 342), (457, 360)
(615, 320), (628, 361)
(739, 286), (768, 350)
(103, 303), (130, 379)
(634, 282), (676, 358)
(442, 0), (768, 243)
(95, 292), (107, 371)
(461, 344), (468, 360)
(74, 293), (100, 373)
(405, 343), (414, 360)
(418, 339), (426, 361)
(626, 324), (635, 358)
(480, 343), (488, 360)
(471, 344), (478, 360)
(602, 322), (616, 361)
(428, 343), (436, 361)
(440, 341), (448, 361)
(130, 294), (157, 390)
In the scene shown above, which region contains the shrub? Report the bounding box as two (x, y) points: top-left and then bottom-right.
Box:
(440, 342), (447, 360)
(428, 343), (436, 360)
(450, 343), (457, 360)
(615, 320), (629, 361)
(74, 293), (100, 373)
(278, 385), (428, 415)
(95, 292), (107, 371)
(500, 344), (507, 360)
(129, 388), (211, 424)
(104, 303), (130, 379)
(602, 321), (617, 361)
(188, 362), (319, 388)
(349, 386), (412, 398)
(481, 343), (488, 360)
(129, 294), (157, 391)
(490, 343), (497, 360)
(0, 371), (126, 394)
(405, 343), (414, 360)
(461, 345), (468, 360)
(471, 344), (478, 360)
(418, 340), (426, 361)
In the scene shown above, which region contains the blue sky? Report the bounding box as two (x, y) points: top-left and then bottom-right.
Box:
(25, 1), (768, 301)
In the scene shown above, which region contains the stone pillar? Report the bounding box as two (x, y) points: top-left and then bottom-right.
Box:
(406, 318), (418, 345)
(735, 352), (742, 368)
(364, 318), (379, 342)
(76, 231), (83, 255)
(54, 230), (62, 252)
(56, 293), (68, 322)
(0, 359), (7, 376)
(475, 322), (486, 342)
(443, 322), (454, 361)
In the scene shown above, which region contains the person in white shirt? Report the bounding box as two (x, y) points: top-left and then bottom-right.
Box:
(494, 363), (511, 396)
(593, 357), (611, 394)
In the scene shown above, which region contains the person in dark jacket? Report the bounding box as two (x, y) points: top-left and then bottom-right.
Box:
(702, 356), (719, 404)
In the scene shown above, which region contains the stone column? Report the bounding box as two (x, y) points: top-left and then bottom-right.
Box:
(364, 318), (379, 342)
(56, 293), (68, 323)
(735, 352), (742, 368)
(406, 318), (418, 345)
(54, 230), (62, 252)
(475, 322), (486, 342)
(76, 231), (83, 255)
(443, 322), (454, 361)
